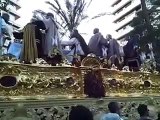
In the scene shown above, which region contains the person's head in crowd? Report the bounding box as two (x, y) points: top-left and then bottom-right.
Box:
(137, 104), (149, 117)
(157, 112), (160, 120)
(93, 28), (99, 34)
(106, 34), (112, 40)
(70, 29), (79, 38)
(69, 105), (93, 120)
(125, 36), (131, 41)
(2, 13), (10, 24)
(108, 102), (121, 114)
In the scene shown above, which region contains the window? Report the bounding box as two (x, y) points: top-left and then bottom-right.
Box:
(112, 0), (122, 7)
(117, 17), (125, 23)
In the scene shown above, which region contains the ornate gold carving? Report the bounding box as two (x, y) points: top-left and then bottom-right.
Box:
(0, 62), (82, 96)
(0, 97), (159, 120)
(0, 60), (160, 97)
(81, 57), (101, 68)
(0, 64), (21, 75)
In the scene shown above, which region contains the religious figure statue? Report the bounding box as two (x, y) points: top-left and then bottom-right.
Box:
(88, 28), (107, 57)
(107, 34), (121, 64)
(34, 12), (63, 57)
(61, 29), (89, 63)
(20, 23), (38, 63)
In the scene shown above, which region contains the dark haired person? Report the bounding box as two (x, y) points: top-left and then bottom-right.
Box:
(101, 102), (123, 120)
(69, 105), (93, 120)
(137, 104), (152, 120)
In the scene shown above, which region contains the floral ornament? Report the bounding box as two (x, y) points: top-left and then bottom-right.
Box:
(140, 59), (157, 73)
(0, 100), (160, 120)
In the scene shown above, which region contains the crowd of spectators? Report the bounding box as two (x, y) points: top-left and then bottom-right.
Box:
(70, 102), (159, 120)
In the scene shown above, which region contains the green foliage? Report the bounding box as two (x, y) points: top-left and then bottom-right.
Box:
(150, 0), (160, 5)
(131, 17), (145, 27)
(130, 0), (160, 71)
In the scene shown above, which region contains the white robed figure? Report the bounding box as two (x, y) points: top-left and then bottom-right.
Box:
(61, 37), (84, 63)
(34, 12), (63, 57)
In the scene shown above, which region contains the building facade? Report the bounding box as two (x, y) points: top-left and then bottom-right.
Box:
(1, 0), (21, 29)
(111, 0), (141, 41)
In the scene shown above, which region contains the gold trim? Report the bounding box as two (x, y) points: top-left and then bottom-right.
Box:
(0, 62), (160, 96)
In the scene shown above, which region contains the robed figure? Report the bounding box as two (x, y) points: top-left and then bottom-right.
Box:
(107, 35), (121, 64)
(88, 28), (107, 57)
(35, 12), (63, 57)
(61, 29), (88, 63)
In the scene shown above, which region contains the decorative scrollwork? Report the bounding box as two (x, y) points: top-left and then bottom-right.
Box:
(81, 57), (102, 68)
(0, 65), (21, 75)
(0, 62), (159, 96)
(0, 98), (159, 120)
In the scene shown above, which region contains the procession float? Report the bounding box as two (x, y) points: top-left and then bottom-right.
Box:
(0, 55), (160, 120)
(1, 1), (160, 120)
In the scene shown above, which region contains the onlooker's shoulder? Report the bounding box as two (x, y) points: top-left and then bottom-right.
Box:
(101, 113), (121, 120)
(139, 117), (152, 120)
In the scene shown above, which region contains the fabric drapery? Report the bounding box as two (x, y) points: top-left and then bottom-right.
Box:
(107, 39), (121, 64)
(88, 33), (107, 57)
(70, 31), (89, 56)
(37, 15), (61, 56)
(61, 38), (84, 62)
(20, 23), (38, 63)
(108, 39), (121, 58)
(61, 38), (84, 55)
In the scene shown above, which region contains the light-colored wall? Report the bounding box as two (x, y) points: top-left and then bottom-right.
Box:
(111, 0), (141, 40)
